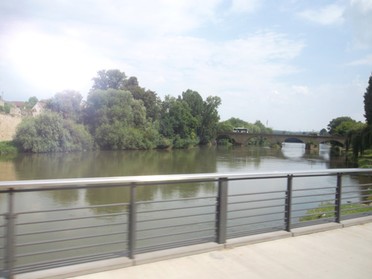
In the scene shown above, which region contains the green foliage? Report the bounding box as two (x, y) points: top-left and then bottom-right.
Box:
(92, 69), (127, 90)
(300, 202), (372, 222)
(47, 90), (83, 122)
(25, 96), (38, 109)
(327, 116), (359, 136)
(0, 103), (11, 114)
(0, 141), (18, 156)
(363, 74), (372, 124)
(14, 113), (93, 153)
(159, 91), (221, 148)
(85, 88), (160, 149)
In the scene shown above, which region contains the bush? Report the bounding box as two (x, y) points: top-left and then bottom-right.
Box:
(14, 113), (93, 153)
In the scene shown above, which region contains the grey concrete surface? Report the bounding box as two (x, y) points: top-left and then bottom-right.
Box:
(67, 222), (372, 279)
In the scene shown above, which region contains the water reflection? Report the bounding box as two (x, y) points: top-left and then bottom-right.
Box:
(281, 142), (306, 158)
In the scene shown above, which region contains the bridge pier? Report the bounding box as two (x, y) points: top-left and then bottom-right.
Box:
(305, 143), (318, 151)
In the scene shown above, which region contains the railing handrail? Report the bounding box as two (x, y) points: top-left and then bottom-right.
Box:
(0, 168), (371, 191)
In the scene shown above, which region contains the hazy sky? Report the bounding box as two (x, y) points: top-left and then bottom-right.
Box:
(0, 0), (371, 131)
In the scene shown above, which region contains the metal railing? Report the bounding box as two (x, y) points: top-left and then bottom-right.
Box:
(1, 168), (372, 278)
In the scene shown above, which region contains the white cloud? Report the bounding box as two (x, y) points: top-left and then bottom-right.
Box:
(349, 54), (372, 65)
(298, 4), (345, 25)
(229, 0), (261, 14)
(346, 0), (372, 48)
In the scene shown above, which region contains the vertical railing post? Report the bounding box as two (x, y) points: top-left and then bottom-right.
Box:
(216, 178), (228, 244)
(128, 184), (137, 259)
(335, 173), (342, 223)
(5, 190), (16, 279)
(285, 175), (293, 232)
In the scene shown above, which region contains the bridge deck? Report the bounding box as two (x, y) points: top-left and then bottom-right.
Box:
(20, 218), (371, 279)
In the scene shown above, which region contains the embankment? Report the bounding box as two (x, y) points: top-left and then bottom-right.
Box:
(0, 113), (22, 141)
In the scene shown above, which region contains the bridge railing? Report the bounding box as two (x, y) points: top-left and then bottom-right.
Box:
(1, 169), (372, 278)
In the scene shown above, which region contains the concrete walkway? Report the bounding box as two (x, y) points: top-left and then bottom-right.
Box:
(68, 221), (372, 279)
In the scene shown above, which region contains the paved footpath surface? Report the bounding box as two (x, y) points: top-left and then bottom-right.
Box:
(71, 223), (372, 279)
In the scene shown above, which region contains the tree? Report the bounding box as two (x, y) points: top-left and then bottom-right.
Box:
(364, 74), (372, 124)
(25, 96), (38, 109)
(159, 95), (199, 148)
(91, 69), (127, 90)
(199, 96), (221, 144)
(84, 89), (160, 149)
(14, 113), (93, 152)
(327, 116), (356, 135)
(47, 90), (83, 122)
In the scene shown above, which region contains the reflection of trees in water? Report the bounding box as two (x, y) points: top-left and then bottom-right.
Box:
(46, 189), (79, 206)
(217, 146), (282, 170)
(84, 181), (216, 214)
(13, 147), (218, 180)
(13, 152), (96, 180)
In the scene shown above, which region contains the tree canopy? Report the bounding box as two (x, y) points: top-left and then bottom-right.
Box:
(364, 74), (372, 125)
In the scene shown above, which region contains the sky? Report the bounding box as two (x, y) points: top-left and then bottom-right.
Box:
(0, 0), (371, 132)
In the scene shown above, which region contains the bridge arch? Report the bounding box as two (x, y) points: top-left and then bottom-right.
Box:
(216, 132), (346, 149)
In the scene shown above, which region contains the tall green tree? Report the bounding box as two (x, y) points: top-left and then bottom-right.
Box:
(91, 69), (127, 90)
(327, 116), (356, 136)
(84, 89), (159, 149)
(199, 96), (221, 144)
(47, 90), (83, 122)
(364, 74), (372, 124)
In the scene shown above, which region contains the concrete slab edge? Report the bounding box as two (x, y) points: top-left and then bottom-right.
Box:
(225, 231), (292, 248)
(341, 215), (372, 227)
(291, 222), (342, 236)
(134, 242), (223, 265)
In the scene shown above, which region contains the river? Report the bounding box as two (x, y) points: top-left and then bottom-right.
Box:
(0, 143), (351, 181)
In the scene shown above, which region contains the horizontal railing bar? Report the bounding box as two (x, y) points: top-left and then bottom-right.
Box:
(228, 218), (284, 229)
(137, 227), (214, 241)
(228, 204), (284, 213)
(17, 212), (126, 226)
(16, 203), (129, 215)
(342, 194), (371, 200)
(16, 222), (126, 236)
(229, 197), (285, 205)
(292, 198), (336, 206)
(228, 190), (285, 197)
(137, 212), (214, 223)
(137, 220), (215, 233)
(292, 186), (335, 192)
(294, 216), (335, 224)
(15, 250), (128, 273)
(17, 240), (127, 258)
(292, 192), (336, 199)
(16, 231), (127, 247)
(290, 206), (334, 214)
(138, 204), (216, 214)
(229, 211), (285, 221)
(342, 184), (371, 188)
(137, 196), (216, 205)
(1, 168), (370, 191)
(293, 210), (336, 219)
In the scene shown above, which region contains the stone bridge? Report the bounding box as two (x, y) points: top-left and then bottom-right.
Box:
(217, 132), (346, 149)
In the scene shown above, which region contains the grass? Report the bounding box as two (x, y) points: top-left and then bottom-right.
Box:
(300, 202), (372, 222)
(0, 141), (18, 157)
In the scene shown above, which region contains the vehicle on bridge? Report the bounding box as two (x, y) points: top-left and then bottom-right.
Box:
(233, 127), (248, 133)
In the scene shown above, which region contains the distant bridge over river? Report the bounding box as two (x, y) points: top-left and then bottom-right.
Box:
(217, 132), (346, 149)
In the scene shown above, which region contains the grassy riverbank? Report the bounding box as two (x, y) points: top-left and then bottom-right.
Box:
(0, 141), (18, 157)
(300, 202), (372, 222)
